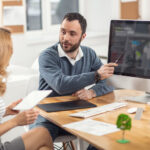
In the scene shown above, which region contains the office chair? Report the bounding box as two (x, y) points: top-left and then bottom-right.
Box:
(54, 135), (76, 150)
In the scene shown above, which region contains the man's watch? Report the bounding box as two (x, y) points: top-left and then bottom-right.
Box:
(95, 71), (101, 83)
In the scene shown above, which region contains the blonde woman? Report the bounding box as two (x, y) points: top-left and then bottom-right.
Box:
(0, 27), (53, 150)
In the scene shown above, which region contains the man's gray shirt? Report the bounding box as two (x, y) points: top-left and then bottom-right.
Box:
(39, 43), (114, 97)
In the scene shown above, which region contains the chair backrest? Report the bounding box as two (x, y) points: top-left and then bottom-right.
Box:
(31, 57), (39, 72)
(54, 135), (76, 143)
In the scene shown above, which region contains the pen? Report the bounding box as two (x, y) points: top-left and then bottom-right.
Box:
(115, 52), (124, 63)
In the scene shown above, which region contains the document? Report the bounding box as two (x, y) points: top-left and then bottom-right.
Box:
(3, 6), (25, 26)
(14, 90), (52, 110)
(63, 119), (120, 136)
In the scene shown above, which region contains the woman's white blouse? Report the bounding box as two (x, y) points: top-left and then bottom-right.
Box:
(0, 98), (5, 123)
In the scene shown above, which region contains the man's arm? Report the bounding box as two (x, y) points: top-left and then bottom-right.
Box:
(39, 51), (95, 95)
(73, 89), (96, 100)
(74, 50), (117, 99)
(91, 62), (118, 96)
(90, 79), (114, 96)
(74, 79), (114, 100)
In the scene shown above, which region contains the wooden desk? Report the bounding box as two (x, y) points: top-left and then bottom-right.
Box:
(36, 90), (150, 150)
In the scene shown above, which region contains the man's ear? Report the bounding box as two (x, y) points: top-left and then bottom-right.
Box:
(81, 33), (86, 41)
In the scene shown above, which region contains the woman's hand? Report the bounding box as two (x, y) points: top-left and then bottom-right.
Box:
(12, 109), (39, 126)
(4, 99), (22, 117)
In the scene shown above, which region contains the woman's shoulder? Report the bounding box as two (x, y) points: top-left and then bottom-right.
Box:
(0, 98), (5, 120)
(0, 98), (4, 103)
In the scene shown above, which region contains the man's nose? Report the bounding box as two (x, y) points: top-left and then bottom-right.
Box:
(64, 33), (70, 41)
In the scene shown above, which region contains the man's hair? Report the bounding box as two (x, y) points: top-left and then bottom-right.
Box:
(63, 12), (87, 34)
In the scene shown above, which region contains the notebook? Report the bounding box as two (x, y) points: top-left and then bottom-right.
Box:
(37, 99), (97, 112)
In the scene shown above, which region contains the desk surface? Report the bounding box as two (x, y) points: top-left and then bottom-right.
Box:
(36, 90), (150, 150)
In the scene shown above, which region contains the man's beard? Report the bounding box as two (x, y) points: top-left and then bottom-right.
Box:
(59, 37), (82, 53)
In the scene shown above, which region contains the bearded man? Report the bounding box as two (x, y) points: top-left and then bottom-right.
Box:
(30, 12), (117, 150)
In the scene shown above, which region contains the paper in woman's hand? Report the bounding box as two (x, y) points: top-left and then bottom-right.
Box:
(13, 90), (52, 110)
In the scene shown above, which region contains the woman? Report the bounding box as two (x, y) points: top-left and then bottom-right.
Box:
(0, 27), (53, 150)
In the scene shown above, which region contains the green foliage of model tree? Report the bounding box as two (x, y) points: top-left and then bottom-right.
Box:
(116, 114), (132, 143)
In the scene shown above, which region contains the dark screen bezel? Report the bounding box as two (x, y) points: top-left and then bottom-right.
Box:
(107, 20), (150, 79)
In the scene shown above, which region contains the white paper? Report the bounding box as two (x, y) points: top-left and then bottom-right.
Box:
(63, 119), (120, 136)
(14, 90), (52, 110)
(3, 6), (25, 25)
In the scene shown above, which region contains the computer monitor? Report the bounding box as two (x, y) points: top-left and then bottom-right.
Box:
(107, 20), (150, 103)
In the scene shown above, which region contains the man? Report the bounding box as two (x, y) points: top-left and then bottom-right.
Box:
(31, 12), (117, 149)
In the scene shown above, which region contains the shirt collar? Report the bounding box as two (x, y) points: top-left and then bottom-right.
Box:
(58, 44), (83, 65)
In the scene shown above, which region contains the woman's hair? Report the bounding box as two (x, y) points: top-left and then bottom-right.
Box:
(0, 27), (12, 96)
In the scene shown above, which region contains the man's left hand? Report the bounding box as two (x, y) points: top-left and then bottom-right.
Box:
(73, 89), (96, 100)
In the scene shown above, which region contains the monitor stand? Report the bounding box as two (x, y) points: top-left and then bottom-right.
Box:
(126, 93), (150, 103)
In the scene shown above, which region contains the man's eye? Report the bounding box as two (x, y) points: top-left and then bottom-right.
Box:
(61, 30), (66, 34)
(70, 32), (76, 36)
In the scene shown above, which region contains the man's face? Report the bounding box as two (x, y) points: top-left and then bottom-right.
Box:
(59, 19), (86, 53)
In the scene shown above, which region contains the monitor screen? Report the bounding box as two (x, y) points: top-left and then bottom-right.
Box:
(108, 20), (150, 79)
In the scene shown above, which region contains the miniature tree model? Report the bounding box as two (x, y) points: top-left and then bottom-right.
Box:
(116, 114), (132, 144)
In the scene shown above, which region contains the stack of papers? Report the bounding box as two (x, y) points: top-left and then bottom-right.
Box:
(63, 119), (120, 136)
(14, 90), (52, 110)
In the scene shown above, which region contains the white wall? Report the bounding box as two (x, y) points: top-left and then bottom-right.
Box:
(140, 0), (150, 20)
(11, 33), (58, 67)
(0, 1), (2, 26)
(84, 0), (120, 34)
